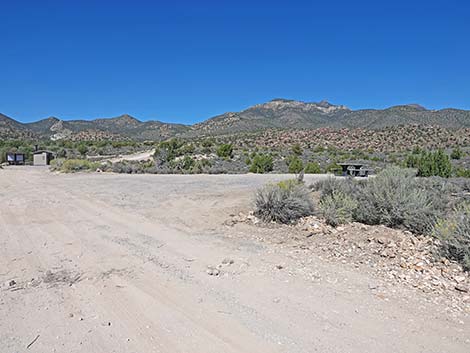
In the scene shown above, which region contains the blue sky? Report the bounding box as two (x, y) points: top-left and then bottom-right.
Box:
(1, 0), (469, 123)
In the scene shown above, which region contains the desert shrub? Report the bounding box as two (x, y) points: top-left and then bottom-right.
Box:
(450, 147), (463, 160)
(354, 167), (439, 234)
(216, 144), (233, 159)
(191, 158), (212, 174)
(408, 149), (452, 178)
(311, 177), (359, 198)
(180, 143), (195, 155)
(59, 159), (101, 173)
(168, 155), (195, 172)
(433, 203), (470, 270)
(249, 154), (273, 173)
(77, 144), (88, 156)
(454, 167), (470, 178)
(326, 162), (341, 174)
(254, 181), (314, 223)
(304, 162), (321, 174)
(201, 138), (215, 148)
(277, 179), (302, 191)
(287, 156), (303, 173)
(319, 190), (356, 227)
(291, 143), (303, 156)
(156, 138), (186, 162)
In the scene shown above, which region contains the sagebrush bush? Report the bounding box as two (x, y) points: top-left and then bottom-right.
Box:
(54, 159), (101, 173)
(433, 204), (470, 270)
(254, 181), (314, 223)
(311, 177), (360, 198)
(319, 190), (356, 227)
(354, 167), (439, 234)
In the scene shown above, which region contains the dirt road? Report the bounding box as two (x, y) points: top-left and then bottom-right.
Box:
(1, 167), (468, 352)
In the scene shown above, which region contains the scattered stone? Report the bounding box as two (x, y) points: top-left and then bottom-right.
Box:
(455, 285), (469, 293)
(221, 258), (234, 265)
(8, 280), (16, 287)
(239, 214), (470, 315)
(206, 267), (220, 276)
(454, 276), (466, 283)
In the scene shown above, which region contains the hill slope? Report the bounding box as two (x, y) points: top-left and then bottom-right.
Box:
(2, 99), (470, 141)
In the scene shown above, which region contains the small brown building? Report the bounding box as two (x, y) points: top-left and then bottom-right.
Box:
(33, 150), (55, 166)
(6, 152), (26, 165)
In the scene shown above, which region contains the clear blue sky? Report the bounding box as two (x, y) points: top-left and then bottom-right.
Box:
(1, 0), (469, 123)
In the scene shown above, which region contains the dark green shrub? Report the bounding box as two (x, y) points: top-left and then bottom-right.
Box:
(304, 162), (321, 174)
(292, 143), (303, 156)
(455, 168), (470, 178)
(216, 144), (233, 159)
(416, 150), (452, 178)
(158, 138), (185, 162)
(326, 162), (341, 174)
(450, 147), (463, 160)
(190, 158), (211, 173)
(249, 154), (273, 173)
(433, 204), (470, 270)
(288, 156), (303, 173)
(254, 181), (314, 223)
(77, 144), (88, 156)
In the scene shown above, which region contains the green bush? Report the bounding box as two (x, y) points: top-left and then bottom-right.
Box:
(433, 204), (470, 270)
(304, 162), (321, 174)
(249, 154), (273, 173)
(287, 156), (303, 173)
(326, 162), (341, 174)
(455, 168), (470, 178)
(292, 143), (303, 156)
(417, 150), (452, 178)
(216, 144), (233, 159)
(450, 147), (463, 160)
(77, 144), (88, 156)
(319, 190), (356, 227)
(254, 181), (314, 223)
(191, 158), (212, 174)
(158, 138), (185, 162)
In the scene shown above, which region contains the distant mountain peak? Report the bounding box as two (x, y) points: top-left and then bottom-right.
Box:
(406, 104), (427, 111)
(388, 104), (428, 111)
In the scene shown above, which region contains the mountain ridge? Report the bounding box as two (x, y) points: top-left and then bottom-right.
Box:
(2, 99), (470, 141)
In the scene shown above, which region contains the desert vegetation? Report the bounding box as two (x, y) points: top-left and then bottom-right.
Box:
(252, 167), (470, 271)
(254, 179), (314, 223)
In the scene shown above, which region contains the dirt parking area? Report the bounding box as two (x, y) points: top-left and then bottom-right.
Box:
(0, 167), (469, 353)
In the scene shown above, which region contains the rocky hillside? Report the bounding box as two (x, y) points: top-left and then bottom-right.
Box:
(2, 99), (470, 141)
(190, 100), (470, 136)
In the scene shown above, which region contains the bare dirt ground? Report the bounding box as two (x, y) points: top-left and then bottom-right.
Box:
(105, 149), (156, 163)
(1, 167), (469, 353)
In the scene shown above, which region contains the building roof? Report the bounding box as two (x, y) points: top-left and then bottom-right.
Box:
(33, 150), (55, 155)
